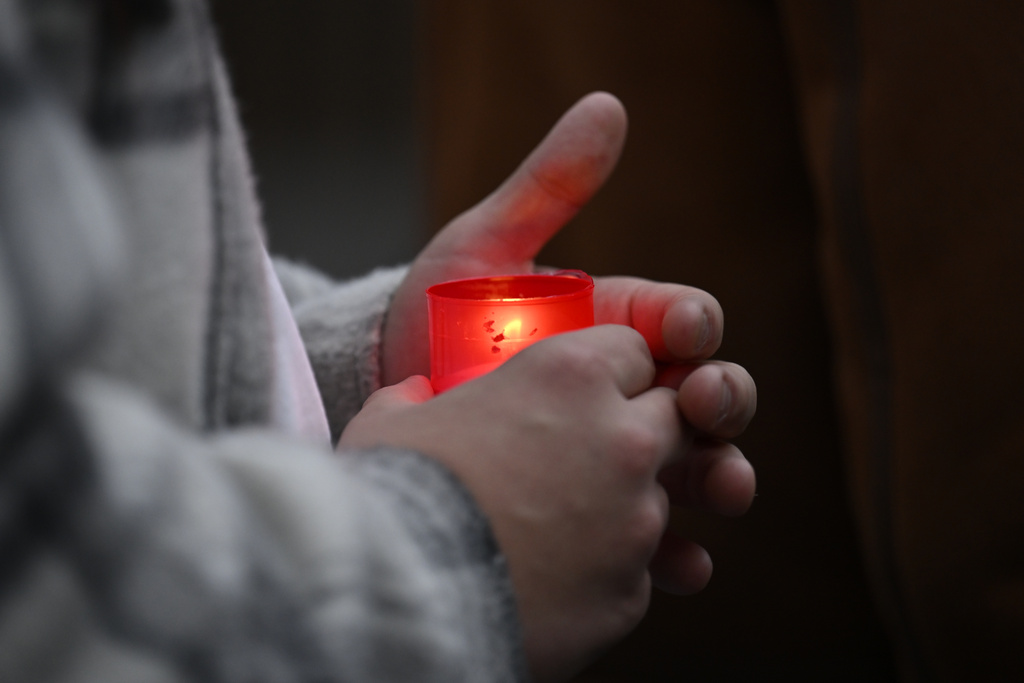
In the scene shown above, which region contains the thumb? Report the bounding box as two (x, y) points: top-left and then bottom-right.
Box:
(433, 91), (628, 267)
(338, 376), (435, 451)
(361, 375), (435, 413)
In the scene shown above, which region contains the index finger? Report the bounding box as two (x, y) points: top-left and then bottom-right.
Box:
(511, 324), (657, 399)
(593, 277), (725, 362)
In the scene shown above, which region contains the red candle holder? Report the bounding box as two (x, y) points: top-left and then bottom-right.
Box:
(427, 271), (595, 392)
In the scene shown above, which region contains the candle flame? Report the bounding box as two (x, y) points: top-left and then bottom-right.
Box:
(502, 318), (522, 339)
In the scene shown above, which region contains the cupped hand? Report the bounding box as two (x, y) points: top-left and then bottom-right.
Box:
(343, 325), (682, 680)
(341, 324), (756, 681)
(368, 91), (758, 680)
(382, 91), (629, 386)
(382, 91), (738, 405)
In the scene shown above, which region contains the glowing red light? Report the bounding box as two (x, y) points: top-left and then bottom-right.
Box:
(427, 272), (594, 392)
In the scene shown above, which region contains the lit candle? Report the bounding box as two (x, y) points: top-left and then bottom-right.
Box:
(427, 272), (595, 392)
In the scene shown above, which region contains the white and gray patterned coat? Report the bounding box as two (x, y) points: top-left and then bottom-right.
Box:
(0, 0), (525, 680)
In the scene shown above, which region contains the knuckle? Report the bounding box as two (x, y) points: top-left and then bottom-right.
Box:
(630, 497), (668, 550)
(610, 422), (665, 477)
(611, 585), (651, 635)
(612, 324), (652, 358)
(534, 337), (610, 384)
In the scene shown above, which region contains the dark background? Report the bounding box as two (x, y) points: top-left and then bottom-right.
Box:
(211, 0), (423, 280)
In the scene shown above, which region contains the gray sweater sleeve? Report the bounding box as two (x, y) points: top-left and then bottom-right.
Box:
(273, 258), (409, 443)
(0, 369), (525, 682)
(0, 231), (526, 683)
(28, 373), (526, 683)
(0, 1), (528, 679)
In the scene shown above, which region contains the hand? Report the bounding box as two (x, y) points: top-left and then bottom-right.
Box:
(340, 326), (756, 682)
(381, 91), (742, 421)
(370, 90), (756, 680)
(384, 89), (758, 591)
(382, 91), (628, 386)
(343, 325), (681, 680)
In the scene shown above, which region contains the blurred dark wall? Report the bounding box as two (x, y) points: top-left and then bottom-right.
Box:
(211, 0), (423, 279)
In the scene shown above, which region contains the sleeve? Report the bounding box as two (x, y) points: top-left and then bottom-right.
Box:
(1, 369), (525, 682)
(23, 373), (526, 683)
(273, 258), (408, 443)
(0, 11), (527, 683)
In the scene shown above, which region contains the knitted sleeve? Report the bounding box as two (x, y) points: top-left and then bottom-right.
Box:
(0, 77), (526, 683)
(273, 258), (408, 443)
(0, 1), (527, 680)
(39, 373), (527, 683)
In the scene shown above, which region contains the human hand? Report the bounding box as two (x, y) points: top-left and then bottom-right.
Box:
(591, 276), (757, 598)
(381, 92), (747, 427)
(382, 88), (758, 593)
(382, 91), (628, 386)
(340, 325), (755, 682)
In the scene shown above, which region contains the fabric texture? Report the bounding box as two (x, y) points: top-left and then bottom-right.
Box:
(0, 1), (526, 681)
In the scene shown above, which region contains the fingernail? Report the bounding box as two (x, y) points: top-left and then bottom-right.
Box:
(716, 378), (732, 428)
(696, 310), (711, 353)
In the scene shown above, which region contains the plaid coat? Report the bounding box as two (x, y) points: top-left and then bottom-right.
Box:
(0, 1), (524, 680)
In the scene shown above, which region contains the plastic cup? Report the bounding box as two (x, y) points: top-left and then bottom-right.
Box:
(426, 271), (595, 393)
